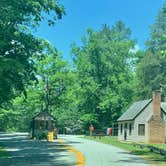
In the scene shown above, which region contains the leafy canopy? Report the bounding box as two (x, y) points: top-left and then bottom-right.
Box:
(136, 2), (166, 99)
(0, 0), (65, 105)
(71, 22), (136, 128)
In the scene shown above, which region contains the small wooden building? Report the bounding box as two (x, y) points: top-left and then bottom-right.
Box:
(117, 91), (166, 143)
(31, 111), (56, 139)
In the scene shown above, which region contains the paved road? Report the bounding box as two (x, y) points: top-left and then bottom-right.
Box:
(60, 135), (151, 166)
(0, 133), (152, 166)
(0, 133), (75, 166)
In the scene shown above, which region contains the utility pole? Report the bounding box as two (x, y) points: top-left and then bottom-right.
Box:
(45, 77), (50, 112)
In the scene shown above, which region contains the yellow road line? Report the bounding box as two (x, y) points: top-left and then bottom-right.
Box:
(57, 139), (64, 144)
(58, 139), (85, 166)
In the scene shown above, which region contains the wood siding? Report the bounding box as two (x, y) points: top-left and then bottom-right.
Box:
(118, 103), (166, 143)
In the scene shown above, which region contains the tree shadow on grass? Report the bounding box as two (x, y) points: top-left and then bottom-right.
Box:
(0, 133), (76, 166)
(131, 150), (150, 155)
(131, 150), (166, 162)
(117, 151), (150, 165)
(119, 149), (166, 165)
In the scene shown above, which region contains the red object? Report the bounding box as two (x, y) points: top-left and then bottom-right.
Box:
(108, 128), (112, 135)
(89, 125), (94, 131)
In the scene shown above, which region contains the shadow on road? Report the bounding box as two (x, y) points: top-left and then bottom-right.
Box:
(0, 133), (75, 166)
(63, 141), (83, 144)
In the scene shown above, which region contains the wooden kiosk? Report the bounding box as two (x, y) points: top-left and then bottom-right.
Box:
(31, 110), (57, 141)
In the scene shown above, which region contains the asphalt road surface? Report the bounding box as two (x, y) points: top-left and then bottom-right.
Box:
(0, 133), (151, 166)
(0, 133), (75, 166)
(60, 135), (151, 166)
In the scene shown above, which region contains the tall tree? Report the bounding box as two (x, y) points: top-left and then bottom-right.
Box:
(0, 0), (65, 106)
(136, 2), (166, 99)
(0, 52), (80, 131)
(71, 22), (136, 128)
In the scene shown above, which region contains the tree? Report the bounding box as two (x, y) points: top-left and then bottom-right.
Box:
(3, 52), (81, 132)
(146, 2), (166, 53)
(0, 0), (65, 106)
(136, 2), (166, 99)
(71, 22), (136, 128)
(36, 53), (83, 130)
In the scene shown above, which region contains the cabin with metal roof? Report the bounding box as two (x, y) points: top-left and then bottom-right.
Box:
(31, 111), (56, 139)
(117, 91), (166, 143)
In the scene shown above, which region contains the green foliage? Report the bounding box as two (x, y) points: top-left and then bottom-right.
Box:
(1, 2), (166, 133)
(146, 2), (166, 53)
(80, 113), (98, 131)
(0, 53), (79, 132)
(71, 22), (136, 128)
(136, 52), (166, 99)
(36, 132), (47, 140)
(0, 0), (65, 105)
(136, 2), (166, 99)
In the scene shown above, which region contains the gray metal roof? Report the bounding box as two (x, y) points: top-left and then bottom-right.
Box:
(117, 99), (152, 121)
(33, 111), (55, 121)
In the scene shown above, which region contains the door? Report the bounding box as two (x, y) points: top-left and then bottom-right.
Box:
(124, 123), (127, 140)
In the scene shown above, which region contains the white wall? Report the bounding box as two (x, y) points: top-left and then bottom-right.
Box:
(162, 111), (166, 142)
(118, 103), (153, 142)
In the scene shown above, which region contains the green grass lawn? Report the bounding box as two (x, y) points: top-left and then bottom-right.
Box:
(84, 136), (166, 166)
(0, 146), (8, 158)
(148, 143), (166, 150)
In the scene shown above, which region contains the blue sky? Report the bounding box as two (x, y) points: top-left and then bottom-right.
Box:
(35, 0), (165, 60)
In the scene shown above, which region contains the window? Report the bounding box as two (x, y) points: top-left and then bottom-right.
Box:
(120, 124), (123, 134)
(129, 123), (132, 135)
(138, 124), (145, 136)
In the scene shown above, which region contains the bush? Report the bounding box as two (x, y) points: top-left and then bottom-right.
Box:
(36, 132), (47, 140)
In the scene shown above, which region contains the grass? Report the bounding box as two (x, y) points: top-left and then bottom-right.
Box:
(0, 146), (8, 158)
(84, 136), (166, 166)
(148, 144), (166, 150)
